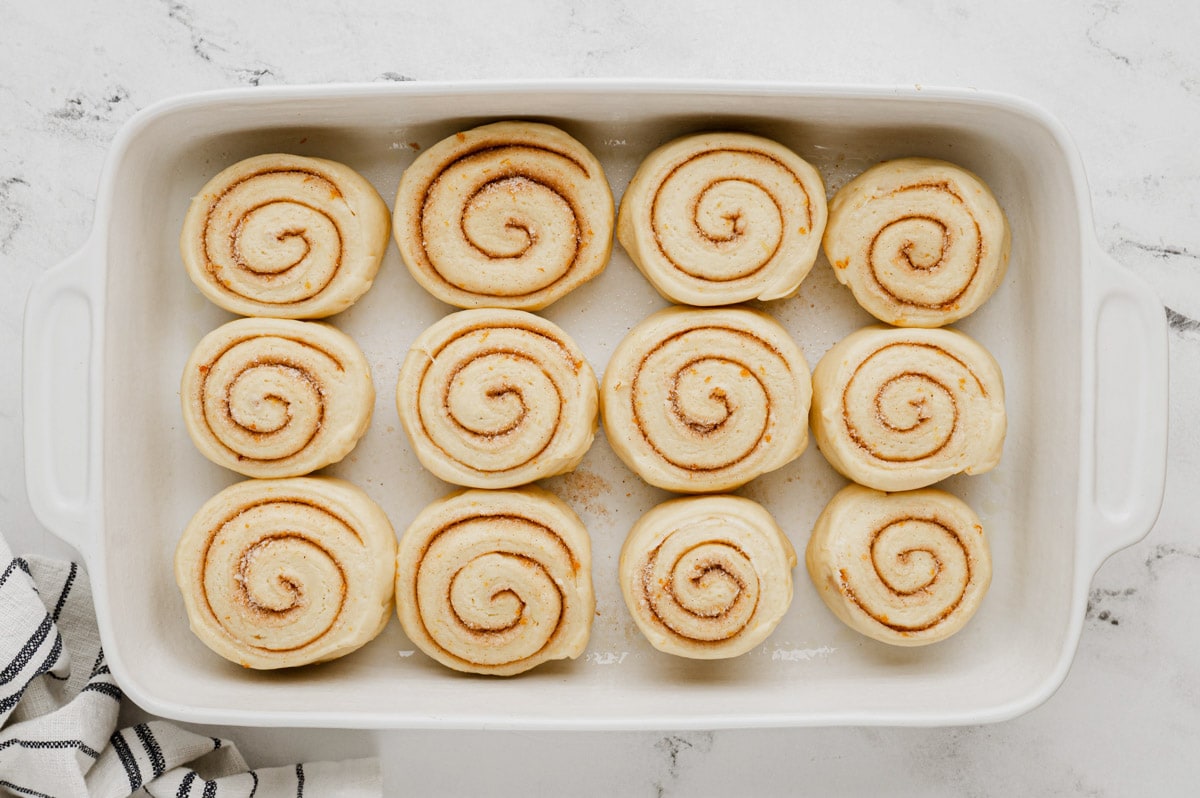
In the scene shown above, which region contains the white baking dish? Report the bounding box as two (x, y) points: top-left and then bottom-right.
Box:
(23, 81), (1168, 729)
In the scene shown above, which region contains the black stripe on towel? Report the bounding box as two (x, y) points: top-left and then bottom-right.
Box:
(0, 632), (64, 712)
(296, 763), (305, 797)
(0, 557), (31, 587)
(135, 723), (166, 777)
(175, 772), (196, 798)
(0, 737), (101, 758)
(111, 729), (142, 792)
(249, 770), (259, 797)
(81, 680), (123, 701)
(51, 562), (77, 621)
(0, 615), (54, 685)
(202, 778), (218, 798)
(0, 690), (21, 714)
(90, 649), (106, 678)
(38, 632), (63, 679)
(0, 779), (55, 798)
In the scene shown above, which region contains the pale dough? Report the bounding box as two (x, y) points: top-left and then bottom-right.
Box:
(393, 121), (614, 310)
(181, 317), (374, 479)
(809, 325), (1005, 491)
(174, 477), (397, 669)
(180, 153), (391, 318)
(396, 309), (599, 489)
(617, 131), (827, 306)
(620, 495), (796, 659)
(806, 483), (992, 646)
(394, 487), (594, 676)
(601, 306), (811, 493)
(823, 157), (1010, 327)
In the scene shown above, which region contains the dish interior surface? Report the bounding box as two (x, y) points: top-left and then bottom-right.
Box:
(99, 86), (1083, 726)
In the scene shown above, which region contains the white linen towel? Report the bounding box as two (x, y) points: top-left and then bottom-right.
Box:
(0, 533), (380, 798)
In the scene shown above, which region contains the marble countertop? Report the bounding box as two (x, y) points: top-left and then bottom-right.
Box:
(3, 1), (1198, 794)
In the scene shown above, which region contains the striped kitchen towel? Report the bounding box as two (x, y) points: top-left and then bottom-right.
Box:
(0, 535), (380, 798)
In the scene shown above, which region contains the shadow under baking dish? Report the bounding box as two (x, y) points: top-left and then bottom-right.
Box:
(98, 83), (1079, 728)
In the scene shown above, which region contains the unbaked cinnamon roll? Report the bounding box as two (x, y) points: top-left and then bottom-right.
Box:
(809, 325), (1005, 491)
(823, 158), (1010, 327)
(395, 487), (594, 676)
(174, 477), (397, 669)
(181, 318), (374, 479)
(601, 306), (811, 493)
(806, 483), (992, 646)
(396, 309), (598, 489)
(617, 131), (827, 306)
(619, 495), (796, 659)
(180, 153), (391, 318)
(393, 121), (614, 310)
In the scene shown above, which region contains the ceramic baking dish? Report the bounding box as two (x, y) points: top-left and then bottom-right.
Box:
(23, 81), (1168, 729)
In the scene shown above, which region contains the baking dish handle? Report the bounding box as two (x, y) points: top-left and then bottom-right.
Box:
(1082, 243), (1169, 573)
(23, 239), (104, 557)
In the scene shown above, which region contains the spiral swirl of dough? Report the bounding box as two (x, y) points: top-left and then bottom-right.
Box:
(619, 496), (796, 659)
(181, 318), (374, 479)
(393, 121), (614, 310)
(601, 306), (811, 493)
(810, 325), (1005, 492)
(823, 158), (1010, 327)
(396, 309), (598, 489)
(616, 132), (827, 306)
(180, 153), (391, 318)
(395, 487), (594, 676)
(806, 484), (992, 646)
(174, 477), (397, 669)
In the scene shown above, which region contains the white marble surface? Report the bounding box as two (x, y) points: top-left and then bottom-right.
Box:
(3, 0), (1199, 794)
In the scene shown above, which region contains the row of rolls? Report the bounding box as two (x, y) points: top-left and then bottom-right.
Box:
(179, 122), (1008, 324)
(174, 119), (1010, 675)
